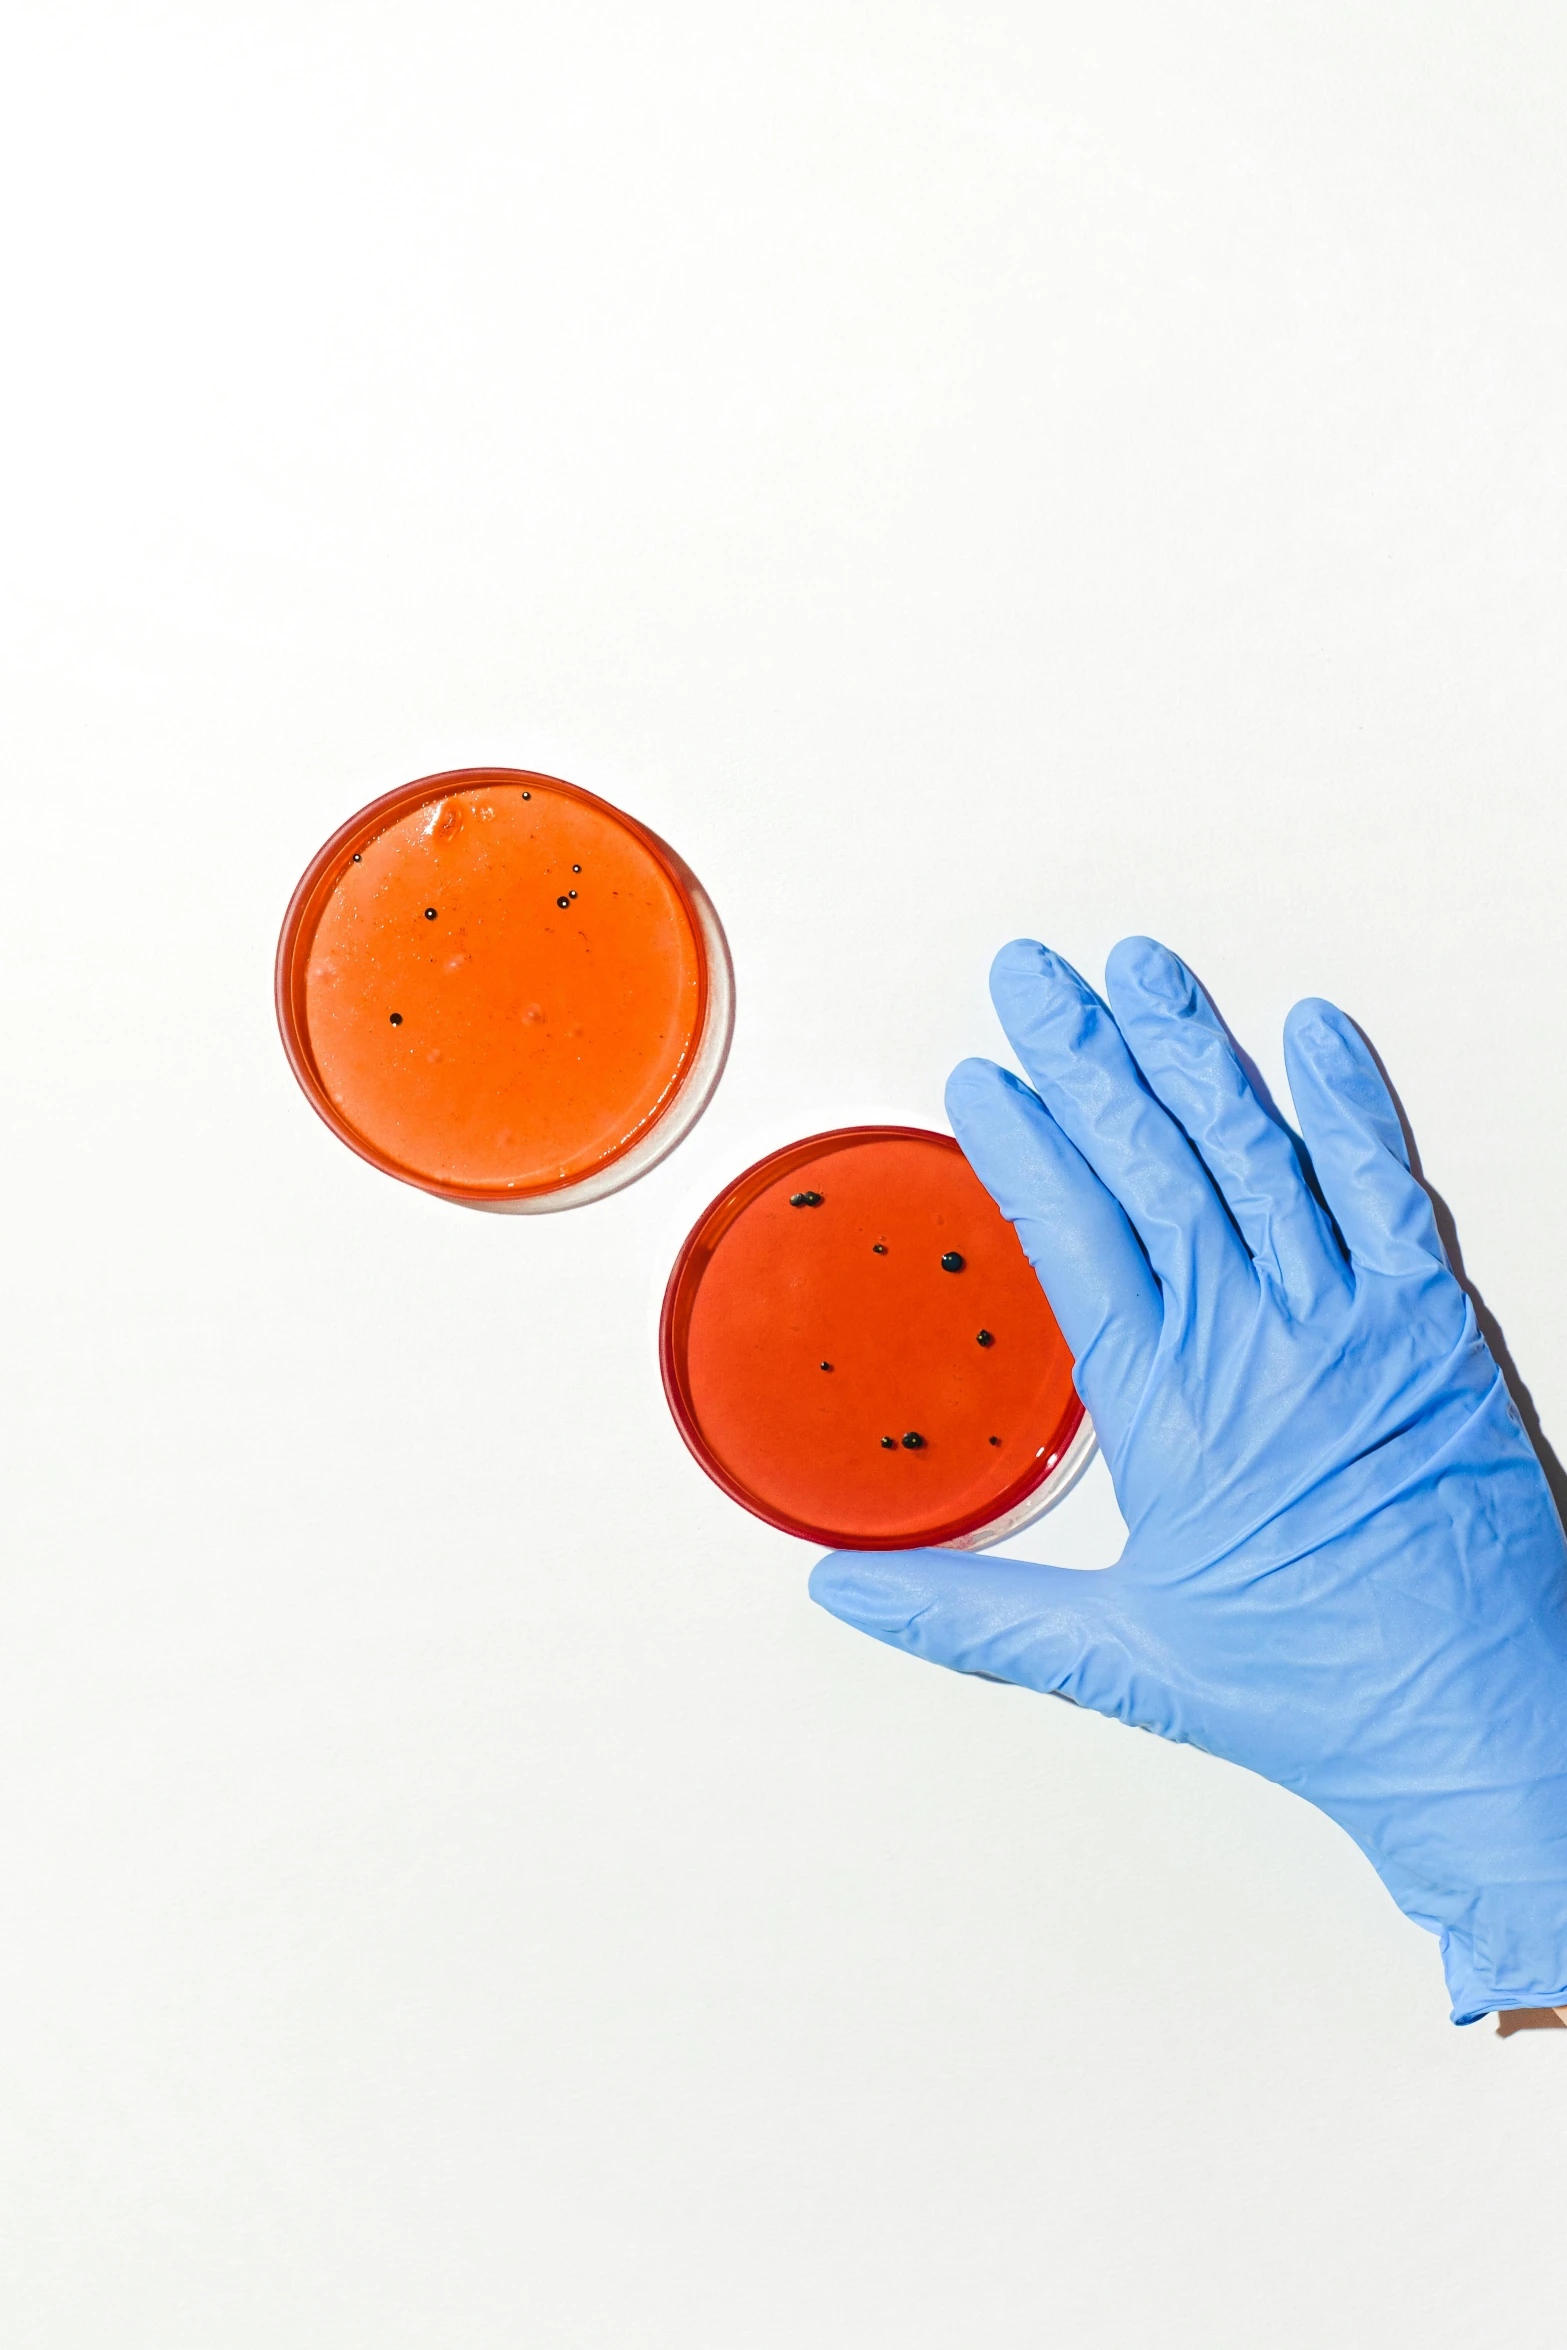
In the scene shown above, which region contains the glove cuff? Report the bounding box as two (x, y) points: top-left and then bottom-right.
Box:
(1439, 1888), (1567, 2026)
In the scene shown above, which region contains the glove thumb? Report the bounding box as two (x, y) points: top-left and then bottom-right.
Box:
(809, 1549), (1170, 1729)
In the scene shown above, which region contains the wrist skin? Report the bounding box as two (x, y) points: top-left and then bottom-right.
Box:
(1493, 2006), (1567, 2036)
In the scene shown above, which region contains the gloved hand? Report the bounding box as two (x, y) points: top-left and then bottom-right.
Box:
(810, 936), (1567, 2022)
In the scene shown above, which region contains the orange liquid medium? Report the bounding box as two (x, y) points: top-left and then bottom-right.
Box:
(283, 774), (706, 1200)
(662, 1129), (1083, 1548)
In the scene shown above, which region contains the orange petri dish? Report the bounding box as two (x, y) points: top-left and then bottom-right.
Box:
(276, 767), (732, 1210)
(661, 1127), (1095, 1551)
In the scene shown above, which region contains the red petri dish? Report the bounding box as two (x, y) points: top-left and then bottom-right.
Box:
(276, 767), (732, 1210)
(661, 1127), (1095, 1550)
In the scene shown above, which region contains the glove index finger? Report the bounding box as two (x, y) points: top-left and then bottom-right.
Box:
(946, 1057), (1159, 1459)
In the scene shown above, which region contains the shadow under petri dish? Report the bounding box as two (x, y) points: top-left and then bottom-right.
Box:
(276, 767), (731, 1210)
(661, 1127), (1091, 1550)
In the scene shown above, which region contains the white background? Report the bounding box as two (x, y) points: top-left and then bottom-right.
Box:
(4, 3), (1566, 2343)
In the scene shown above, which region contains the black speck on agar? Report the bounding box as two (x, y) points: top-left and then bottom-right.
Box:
(389, 1012), (403, 1026)
(989, 1435), (1001, 1446)
(789, 1191), (824, 1208)
(941, 1252), (965, 1273)
(424, 907), (437, 920)
(872, 1243), (887, 1255)
(556, 895), (570, 909)
(976, 1329), (994, 1347)
(901, 1431), (924, 1450)
(880, 1436), (896, 1450)
(820, 1361), (832, 1372)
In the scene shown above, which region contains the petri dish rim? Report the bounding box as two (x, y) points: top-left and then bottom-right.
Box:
(660, 1124), (1093, 1551)
(275, 765), (733, 1212)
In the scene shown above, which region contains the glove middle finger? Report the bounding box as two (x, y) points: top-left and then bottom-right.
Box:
(1105, 936), (1349, 1318)
(990, 938), (1250, 1318)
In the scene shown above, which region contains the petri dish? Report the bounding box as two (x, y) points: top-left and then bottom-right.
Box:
(661, 1126), (1095, 1551)
(276, 767), (733, 1211)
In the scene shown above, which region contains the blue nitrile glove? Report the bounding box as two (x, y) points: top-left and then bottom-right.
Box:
(811, 937), (1567, 2023)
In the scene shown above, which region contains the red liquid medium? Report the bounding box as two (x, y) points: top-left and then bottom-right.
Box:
(661, 1128), (1085, 1549)
(277, 768), (727, 1207)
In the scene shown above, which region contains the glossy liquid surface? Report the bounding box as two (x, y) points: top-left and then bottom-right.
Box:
(663, 1130), (1083, 1546)
(299, 780), (703, 1195)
